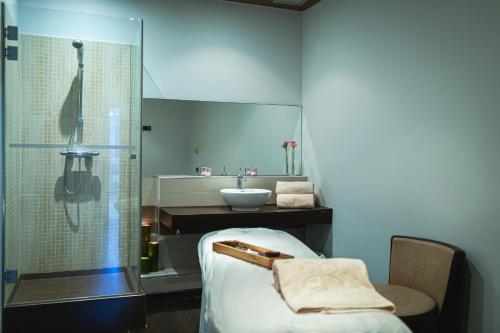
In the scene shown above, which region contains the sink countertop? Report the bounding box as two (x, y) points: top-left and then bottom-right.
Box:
(158, 205), (333, 235)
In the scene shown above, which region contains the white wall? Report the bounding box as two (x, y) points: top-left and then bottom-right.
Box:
(302, 1), (500, 332)
(18, 0), (302, 105)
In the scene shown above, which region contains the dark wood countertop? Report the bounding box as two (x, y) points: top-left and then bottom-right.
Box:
(159, 205), (332, 234)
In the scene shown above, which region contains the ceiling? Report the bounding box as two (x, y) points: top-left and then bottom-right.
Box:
(225, 0), (321, 11)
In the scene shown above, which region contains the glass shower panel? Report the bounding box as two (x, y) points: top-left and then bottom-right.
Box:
(3, 5), (142, 306)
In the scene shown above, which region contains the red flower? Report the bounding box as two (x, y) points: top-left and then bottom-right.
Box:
(290, 141), (297, 149)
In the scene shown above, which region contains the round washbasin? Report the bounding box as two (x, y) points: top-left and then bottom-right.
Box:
(220, 189), (272, 212)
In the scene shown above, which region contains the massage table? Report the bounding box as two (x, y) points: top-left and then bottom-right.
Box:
(198, 228), (411, 333)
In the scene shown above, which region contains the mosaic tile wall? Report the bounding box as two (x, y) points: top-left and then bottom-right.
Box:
(5, 35), (141, 282)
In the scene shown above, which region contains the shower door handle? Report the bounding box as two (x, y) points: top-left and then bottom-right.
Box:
(5, 25), (17, 40)
(4, 269), (17, 284)
(5, 45), (17, 60)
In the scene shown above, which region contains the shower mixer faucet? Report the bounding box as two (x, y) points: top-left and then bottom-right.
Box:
(237, 173), (246, 190)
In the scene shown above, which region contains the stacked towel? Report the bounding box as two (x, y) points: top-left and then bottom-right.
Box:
(276, 181), (315, 208)
(273, 258), (396, 314)
(276, 181), (314, 194)
(276, 194), (315, 208)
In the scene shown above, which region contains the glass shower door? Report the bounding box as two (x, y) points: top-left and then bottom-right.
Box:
(2, 4), (143, 306)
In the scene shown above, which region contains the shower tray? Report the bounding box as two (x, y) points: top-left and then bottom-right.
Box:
(4, 268), (145, 332)
(7, 268), (133, 305)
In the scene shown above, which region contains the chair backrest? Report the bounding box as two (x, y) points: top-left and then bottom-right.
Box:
(389, 236), (466, 333)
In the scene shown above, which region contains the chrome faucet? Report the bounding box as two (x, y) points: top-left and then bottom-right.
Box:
(237, 173), (246, 190)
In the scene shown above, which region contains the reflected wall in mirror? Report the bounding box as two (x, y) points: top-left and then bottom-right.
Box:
(142, 99), (302, 176)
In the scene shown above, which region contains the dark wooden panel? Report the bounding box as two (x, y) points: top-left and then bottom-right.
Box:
(142, 205), (156, 221)
(127, 290), (202, 333)
(146, 289), (202, 312)
(5, 293), (146, 333)
(226, 0), (321, 11)
(159, 205), (332, 234)
(300, 0), (321, 11)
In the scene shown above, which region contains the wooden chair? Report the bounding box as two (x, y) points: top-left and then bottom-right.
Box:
(374, 236), (466, 333)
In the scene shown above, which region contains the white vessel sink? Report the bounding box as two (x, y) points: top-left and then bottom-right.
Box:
(220, 189), (272, 211)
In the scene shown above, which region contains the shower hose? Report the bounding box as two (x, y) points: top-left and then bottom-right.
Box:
(64, 157), (82, 196)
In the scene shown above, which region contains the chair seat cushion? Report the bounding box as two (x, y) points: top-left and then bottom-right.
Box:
(374, 283), (436, 317)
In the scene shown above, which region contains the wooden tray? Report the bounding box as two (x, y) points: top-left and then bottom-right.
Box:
(213, 240), (294, 269)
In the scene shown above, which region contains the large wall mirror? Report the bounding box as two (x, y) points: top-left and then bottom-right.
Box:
(142, 99), (302, 176)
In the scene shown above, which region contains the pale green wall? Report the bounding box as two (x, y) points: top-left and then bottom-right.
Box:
(302, 1), (500, 332)
(18, 0), (302, 105)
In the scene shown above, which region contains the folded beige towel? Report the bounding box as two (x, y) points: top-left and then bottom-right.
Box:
(276, 194), (315, 209)
(273, 259), (396, 314)
(276, 181), (314, 194)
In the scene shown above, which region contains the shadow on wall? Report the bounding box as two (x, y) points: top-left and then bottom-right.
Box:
(54, 158), (101, 233)
(55, 74), (101, 232)
(457, 260), (472, 333)
(466, 261), (484, 333)
(59, 75), (82, 143)
(301, 114), (333, 257)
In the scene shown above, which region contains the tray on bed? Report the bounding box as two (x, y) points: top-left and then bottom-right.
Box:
(213, 240), (293, 269)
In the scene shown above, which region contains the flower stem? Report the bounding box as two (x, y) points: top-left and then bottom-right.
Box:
(285, 149), (289, 175)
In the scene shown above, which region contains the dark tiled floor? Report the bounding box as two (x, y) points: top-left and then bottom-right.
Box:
(9, 270), (132, 305)
(130, 290), (202, 333)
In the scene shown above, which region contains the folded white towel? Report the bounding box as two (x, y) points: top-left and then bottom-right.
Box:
(273, 258), (396, 314)
(276, 181), (314, 194)
(277, 194), (315, 209)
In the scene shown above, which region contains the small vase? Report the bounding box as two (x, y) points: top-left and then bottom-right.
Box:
(141, 224), (151, 257)
(291, 149), (295, 175)
(284, 149), (289, 175)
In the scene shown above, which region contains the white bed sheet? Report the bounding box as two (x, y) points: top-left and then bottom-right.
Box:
(198, 228), (411, 333)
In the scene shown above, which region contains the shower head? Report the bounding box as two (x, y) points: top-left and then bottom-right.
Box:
(72, 39), (83, 49)
(72, 39), (84, 67)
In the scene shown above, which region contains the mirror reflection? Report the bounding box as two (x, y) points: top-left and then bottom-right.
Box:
(142, 99), (302, 176)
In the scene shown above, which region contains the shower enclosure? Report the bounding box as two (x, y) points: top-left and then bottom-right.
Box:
(1, 3), (144, 332)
